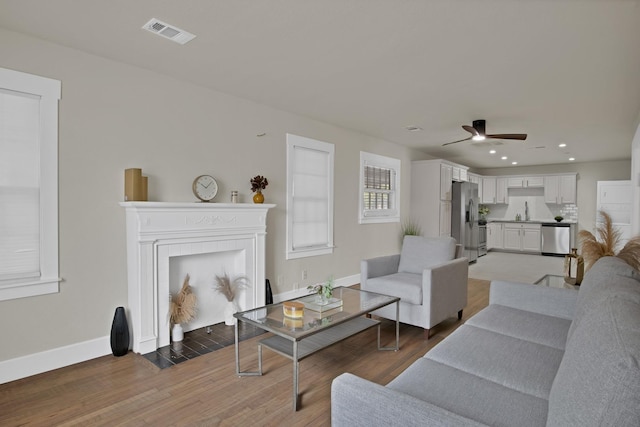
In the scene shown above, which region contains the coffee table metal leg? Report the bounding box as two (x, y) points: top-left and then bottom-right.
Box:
(235, 320), (262, 377)
(293, 341), (299, 411)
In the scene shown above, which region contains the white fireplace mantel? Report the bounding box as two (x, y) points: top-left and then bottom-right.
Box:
(120, 202), (275, 354)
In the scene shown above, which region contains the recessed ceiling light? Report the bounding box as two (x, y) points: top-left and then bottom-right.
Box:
(489, 150), (496, 154)
(569, 157), (575, 161)
(405, 126), (423, 132)
(512, 161), (518, 165)
(558, 143), (567, 148)
(501, 156), (508, 160)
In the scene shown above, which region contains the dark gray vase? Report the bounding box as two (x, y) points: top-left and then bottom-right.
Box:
(110, 306), (129, 357)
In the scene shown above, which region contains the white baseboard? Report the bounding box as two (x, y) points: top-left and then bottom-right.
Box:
(1, 274), (361, 384)
(0, 336), (112, 385)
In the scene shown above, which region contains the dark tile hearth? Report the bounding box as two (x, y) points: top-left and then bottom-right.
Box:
(143, 322), (265, 369)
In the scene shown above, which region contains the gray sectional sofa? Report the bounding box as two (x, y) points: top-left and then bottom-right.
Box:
(331, 256), (640, 426)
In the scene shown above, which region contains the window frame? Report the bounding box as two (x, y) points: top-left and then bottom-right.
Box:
(359, 152), (401, 224)
(286, 133), (335, 260)
(0, 67), (61, 301)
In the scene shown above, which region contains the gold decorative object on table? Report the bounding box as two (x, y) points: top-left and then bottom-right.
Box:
(283, 301), (304, 318)
(563, 248), (584, 286)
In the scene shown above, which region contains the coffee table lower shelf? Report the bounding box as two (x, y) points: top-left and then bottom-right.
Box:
(259, 316), (380, 361)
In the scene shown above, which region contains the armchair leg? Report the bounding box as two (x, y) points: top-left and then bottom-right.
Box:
(424, 328), (431, 340)
(458, 310), (463, 320)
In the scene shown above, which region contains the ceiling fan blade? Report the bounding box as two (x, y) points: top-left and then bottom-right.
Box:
(462, 125), (480, 136)
(442, 136), (472, 146)
(486, 133), (528, 140)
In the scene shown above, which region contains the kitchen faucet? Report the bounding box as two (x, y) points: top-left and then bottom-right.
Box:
(525, 201), (530, 221)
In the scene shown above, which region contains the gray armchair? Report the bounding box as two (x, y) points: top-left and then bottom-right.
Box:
(361, 235), (468, 339)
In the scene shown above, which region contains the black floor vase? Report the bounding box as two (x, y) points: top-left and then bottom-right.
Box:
(110, 306), (130, 357)
(265, 279), (274, 305)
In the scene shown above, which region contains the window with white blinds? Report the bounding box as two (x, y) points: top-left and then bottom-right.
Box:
(0, 67), (60, 301)
(359, 152), (401, 224)
(286, 134), (334, 260)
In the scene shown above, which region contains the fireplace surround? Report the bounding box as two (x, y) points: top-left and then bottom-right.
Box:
(120, 202), (275, 354)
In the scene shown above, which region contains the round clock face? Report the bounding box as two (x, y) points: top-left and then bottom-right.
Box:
(192, 175), (218, 202)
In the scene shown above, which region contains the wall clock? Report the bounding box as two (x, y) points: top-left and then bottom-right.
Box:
(192, 175), (218, 202)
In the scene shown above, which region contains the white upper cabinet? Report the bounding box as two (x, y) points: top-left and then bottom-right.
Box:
(507, 176), (545, 188)
(482, 177), (496, 204)
(496, 177), (508, 204)
(545, 174), (577, 204)
(440, 164), (453, 201)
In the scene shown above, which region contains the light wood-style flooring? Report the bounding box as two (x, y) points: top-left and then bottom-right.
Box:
(0, 279), (490, 426)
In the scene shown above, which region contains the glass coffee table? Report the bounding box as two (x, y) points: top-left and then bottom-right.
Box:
(234, 286), (400, 410)
(534, 274), (580, 289)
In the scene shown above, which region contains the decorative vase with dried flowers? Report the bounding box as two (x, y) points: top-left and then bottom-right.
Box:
(579, 210), (640, 272)
(214, 273), (250, 325)
(169, 274), (197, 342)
(307, 276), (334, 305)
(250, 175), (268, 204)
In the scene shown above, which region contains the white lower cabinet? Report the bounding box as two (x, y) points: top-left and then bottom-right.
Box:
(503, 223), (541, 252)
(487, 222), (503, 250)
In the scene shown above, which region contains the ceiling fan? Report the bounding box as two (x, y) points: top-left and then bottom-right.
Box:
(443, 119), (527, 146)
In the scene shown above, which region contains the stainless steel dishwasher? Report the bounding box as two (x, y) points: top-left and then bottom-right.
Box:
(541, 223), (571, 256)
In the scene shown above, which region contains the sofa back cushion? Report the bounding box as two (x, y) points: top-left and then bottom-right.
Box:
(546, 257), (640, 427)
(398, 236), (457, 275)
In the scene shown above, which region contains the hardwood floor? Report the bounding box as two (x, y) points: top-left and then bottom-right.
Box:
(0, 279), (490, 426)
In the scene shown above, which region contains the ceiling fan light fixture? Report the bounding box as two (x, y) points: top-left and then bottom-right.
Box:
(472, 134), (485, 141)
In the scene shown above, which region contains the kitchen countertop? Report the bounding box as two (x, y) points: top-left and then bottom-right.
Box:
(485, 219), (577, 224)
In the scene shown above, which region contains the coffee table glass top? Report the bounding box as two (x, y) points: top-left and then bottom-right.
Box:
(534, 274), (579, 289)
(235, 287), (399, 340)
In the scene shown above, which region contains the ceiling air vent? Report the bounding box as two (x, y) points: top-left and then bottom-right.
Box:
(142, 18), (196, 45)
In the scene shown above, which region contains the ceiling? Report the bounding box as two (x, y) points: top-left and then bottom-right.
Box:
(1, 0), (639, 169)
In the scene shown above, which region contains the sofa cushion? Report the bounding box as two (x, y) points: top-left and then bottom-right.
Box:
(466, 304), (572, 350)
(388, 358), (548, 427)
(364, 272), (422, 305)
(547, 276), (640, 426)
(398, 235), (457, 275)
(425, 324), (564, 400)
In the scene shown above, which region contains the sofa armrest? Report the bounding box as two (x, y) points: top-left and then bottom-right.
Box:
(423, 257), (469, 325)
(331, 373), (488, 427)
(361, 254), (401, 287)
(490, 280), (578, 320)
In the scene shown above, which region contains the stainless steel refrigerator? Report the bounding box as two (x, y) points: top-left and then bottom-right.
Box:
(451, 182), (479, 263)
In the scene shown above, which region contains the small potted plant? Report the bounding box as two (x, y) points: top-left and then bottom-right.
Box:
(478, 205), (490, 224)
(250, 175), (269, 204)
(307, 276), (334, 305)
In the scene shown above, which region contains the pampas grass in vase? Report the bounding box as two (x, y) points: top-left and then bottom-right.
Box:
(169, 275), (197, 341)
(214, 273), (250, 325)
(577, 210), (640, 272)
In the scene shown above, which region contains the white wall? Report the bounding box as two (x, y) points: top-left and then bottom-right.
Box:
(477, 160), (632, 234)
(0, 28), (426, 364)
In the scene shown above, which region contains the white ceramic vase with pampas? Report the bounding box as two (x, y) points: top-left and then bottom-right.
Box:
(169, 275), (197, 342)
(214, 273), (249, 325)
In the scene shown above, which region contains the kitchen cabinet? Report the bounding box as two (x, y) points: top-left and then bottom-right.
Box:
(544, 174), (577, 204)
(507, 176), (545, 188)
(487, 222), (503, 250)
(482, 177), (496, 204)
(503, 223), (541, 252)
(496, 177), (508, 204)
(439, 201), (452, 237)
(411, 160), (466, 237)
(440, 164), (453, 201)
